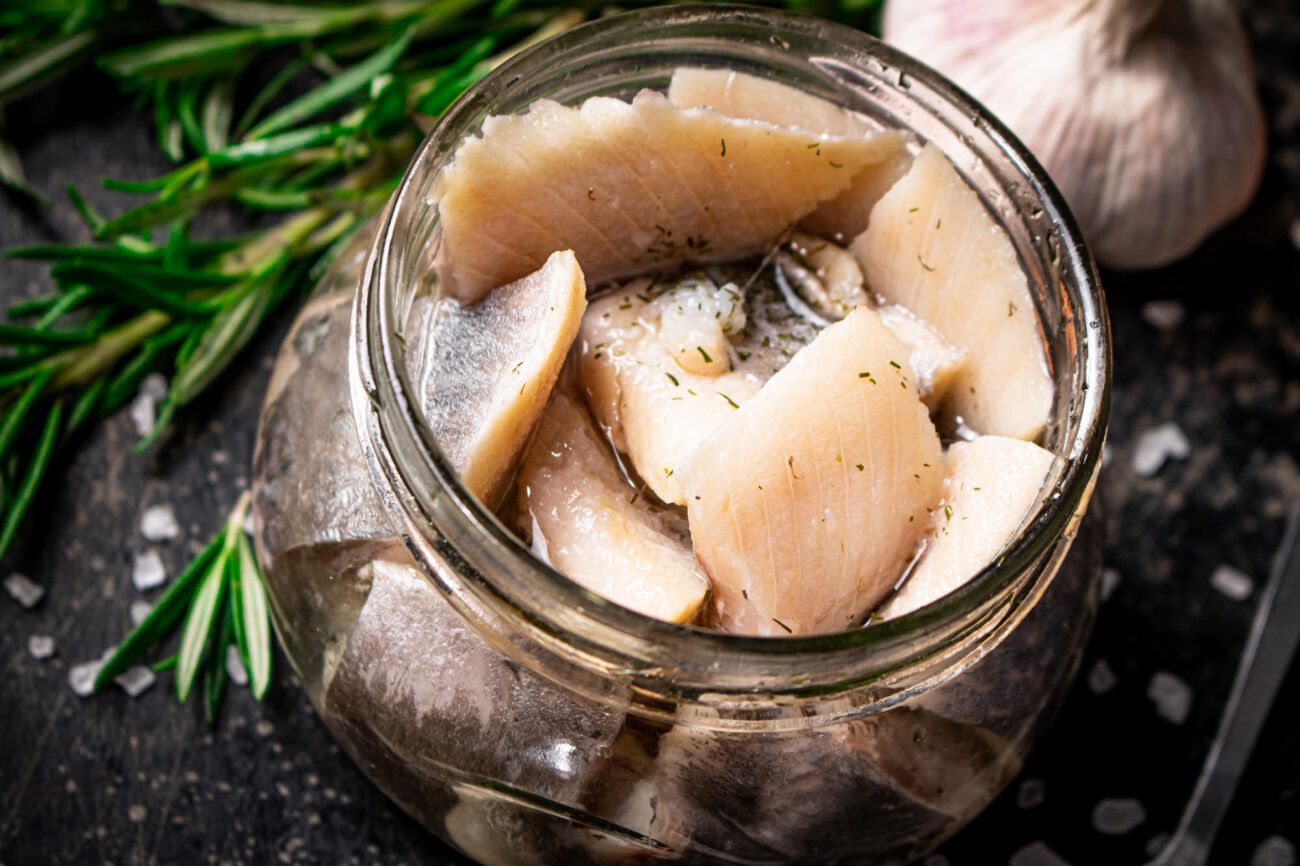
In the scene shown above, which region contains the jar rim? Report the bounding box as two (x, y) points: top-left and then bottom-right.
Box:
(351, 4), (1111, 692)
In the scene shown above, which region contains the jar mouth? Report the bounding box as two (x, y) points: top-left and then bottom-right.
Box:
(352, 4), (1111, 691)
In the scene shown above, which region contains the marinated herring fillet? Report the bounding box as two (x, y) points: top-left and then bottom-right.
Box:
(878, 435), (1054, 619)
(433, 89), (896, 302)
(667, 66), (914, 240)
(851, 144), (1053, 440)
(418, 250), (586, 506)
(579, 273), (815, 505)
(517, 388), (709, 624)
(680, 306), (943, 636)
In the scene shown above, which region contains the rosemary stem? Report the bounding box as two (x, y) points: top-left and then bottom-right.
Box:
(51, 309), (172, 391)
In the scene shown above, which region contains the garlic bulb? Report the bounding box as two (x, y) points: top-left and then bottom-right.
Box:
(883, 0), (1266, 270)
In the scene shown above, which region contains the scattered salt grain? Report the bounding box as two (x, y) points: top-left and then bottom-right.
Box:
(132, 549), (167, 591)
(128, 391), (156, 438)
(1148, 671), (1193, 725)
(1100, 567), (1122, 602)
(5, 573), (44, 609)
(211, 449), (229, 465)
(1016, 778), (1046, 809)
(69, 659), (107, 698)
(1088, 658), (1118, 694)
(28, 634), (56, 659)
(1132, 423), (1191, 477)
(255, 720), (274, 737)
(1252, 836), (1297, 866)
(128, 803), (149, 823)
(141, 373), (168, 401)
(1141, 300), (1186, 331)
(115, 665), (156, 698)
(130, 600), (153, 625)
(1211, 564), (1254, 601)
(1010, 841), (1071, 866)
(141, 504), (179, 541)
(226, 645), (249, 687)
(1092, 798), (1146, 835)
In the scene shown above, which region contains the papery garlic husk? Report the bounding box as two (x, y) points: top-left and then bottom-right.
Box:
(883, 0), (1267, 270)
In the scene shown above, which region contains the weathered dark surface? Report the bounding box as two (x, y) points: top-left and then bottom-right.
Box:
(1, 4), (1298, 863)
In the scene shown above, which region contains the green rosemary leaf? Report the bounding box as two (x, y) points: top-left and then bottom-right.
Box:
(0, 398), (62, 562)
(51, 260), (237, 290)
(0, 134), (51, 206)
(4, 290), (61, 318)
(100, 27), (304, 83)
(64, 377), (108, 436)
(0, 323), (95, 347)
(207, 122), (345, 168)
(100, 322), (190, 414)
(231, 52), (312, 140)
(201, 77), (234, 152)
(33, 285), (96, 330)
(0, 29), (98, 106)
(233, 186), (314, 210)
(93, 529), (227, 691)
(66, 185), (106, 232)
(47, 264), (212, 315)
(155, 81), (185, 161)
(233, 530), (272, 699)
(243, 23), (416, 141)
(175, 541), (231, 702)
(152, 654), (178, 673)
(166, 273), (275, 408)
(6, 244), (159, 263)
(0, 368), (55, 462)
(162, 0), (370, 29)
(203, 600), (233, 725)
(176, 78), (207, 155)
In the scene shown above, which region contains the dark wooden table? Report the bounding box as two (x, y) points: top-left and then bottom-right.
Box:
(2, 5), (1298, 864)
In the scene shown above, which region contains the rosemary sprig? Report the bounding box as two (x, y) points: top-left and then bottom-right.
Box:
(92, 492), (270, 722)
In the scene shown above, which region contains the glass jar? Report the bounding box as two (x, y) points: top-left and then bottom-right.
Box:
(251, 6), (1110, 864)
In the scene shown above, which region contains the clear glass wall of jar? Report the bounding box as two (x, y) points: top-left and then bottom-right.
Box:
(252, 7), (1111, 863)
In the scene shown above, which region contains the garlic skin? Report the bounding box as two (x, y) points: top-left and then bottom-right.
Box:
(883, 0), (1267, 269)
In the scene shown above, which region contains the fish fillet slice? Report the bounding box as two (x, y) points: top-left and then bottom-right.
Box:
(877, 436), (1054, 619)
(517, 389), (710, 624)
(579, 279), (769, 506)
(851, 144), (1052, 440)
(680, 306), (943, 636)
(667, 67), (913, 241)
(877, 303), (967, 406)
(434, 90), (884, 302)
(422, 250), (587, 506)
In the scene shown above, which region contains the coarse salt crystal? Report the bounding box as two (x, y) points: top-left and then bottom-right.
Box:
(1092, 798), (1146, 835)
(28, 634), (56, 659)
(1100, 567), (1122, 602)
(141, 373), (168, 401)
(1252, 836), (1297, 866)
(226, 645), (249, 687)
(1132, 423), (1191, 477)
(1089, 658), (1117, 694)
(1010, 841), (1071, 866)
(1211, 564), (1254, 601)
(128, 392), (155, 438)
(1148, 671), (1193, 725)
(115, 665), (156, 698)
(140, 504), (179, 542)
(5, 573), (45, 609)
(1017, 778), (1046, 809)
(1141, 300), (1186, 331)
(128, 803), (149, 822)
(130, 600), (153, 625)
(132, 549), (167, 591)
(69, 658), (106, 697)
(211, 449), (229, 465)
